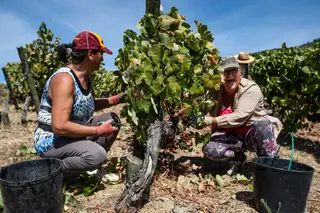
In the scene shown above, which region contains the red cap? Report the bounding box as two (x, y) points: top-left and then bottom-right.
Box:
(72, 30), (112, 54)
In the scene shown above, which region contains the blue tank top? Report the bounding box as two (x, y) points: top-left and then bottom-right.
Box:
(34, 67), (95, 155)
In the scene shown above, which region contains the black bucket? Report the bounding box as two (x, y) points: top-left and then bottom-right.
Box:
(0, 158), (64, 213)
(251, 157), (314, 213)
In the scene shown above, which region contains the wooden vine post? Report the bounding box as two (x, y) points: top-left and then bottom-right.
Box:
(17, 47), (40, 114)
(0, 94), (11, 128)
(146, 0), (161, 16)
(2, 67), (19, 110)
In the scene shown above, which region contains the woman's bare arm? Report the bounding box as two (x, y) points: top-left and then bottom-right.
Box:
(94, 97), (118, 111)
(50, 73), (97, 138)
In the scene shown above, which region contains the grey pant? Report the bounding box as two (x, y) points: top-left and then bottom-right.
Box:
(42, 112), (120, 176)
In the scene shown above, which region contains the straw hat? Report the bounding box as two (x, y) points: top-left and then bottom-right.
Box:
(234, 52), (255, 64)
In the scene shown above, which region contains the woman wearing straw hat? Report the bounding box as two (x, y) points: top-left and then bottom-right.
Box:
(234, 52), (255, 80)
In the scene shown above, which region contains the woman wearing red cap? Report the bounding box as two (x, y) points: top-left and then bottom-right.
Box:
(33, 31), (124, 178)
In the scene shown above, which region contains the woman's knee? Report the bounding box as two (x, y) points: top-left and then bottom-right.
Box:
(202, 143), (218, 159)
(250, 119), (278, 157)
(83, 146), (107, 169)
(253, 118), (273, 131)
(202, 143), (210, 156)
(92, 147), (107, 166)
(202, 142), (235, 158)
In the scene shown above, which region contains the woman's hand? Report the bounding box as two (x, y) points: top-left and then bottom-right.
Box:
(204, 116), (213, 126)
(94, 93), (126, 111)
(111, 93), (126, 105)
(203, 116), (217, 128)
(95, 119), (119, 137)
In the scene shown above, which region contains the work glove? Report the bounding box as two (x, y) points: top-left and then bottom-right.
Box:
(95, 119), (118, 137)
(110, 92), (126, 105)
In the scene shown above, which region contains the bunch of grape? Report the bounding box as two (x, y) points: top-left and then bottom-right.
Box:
(188, 112), (204, 128)
(189, 112), (198, 127)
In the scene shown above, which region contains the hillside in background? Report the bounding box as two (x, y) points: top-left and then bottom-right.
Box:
(1, 37), (319, 86)
(251, 37), (320, 55)
(299, 38), (320, 48)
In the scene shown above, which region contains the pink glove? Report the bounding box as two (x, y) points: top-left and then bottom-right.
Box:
(95, 119), (118, 137)
(110, 93), (125, 105)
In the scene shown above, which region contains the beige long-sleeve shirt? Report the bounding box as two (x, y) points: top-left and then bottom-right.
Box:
(210, 78), (283, 138)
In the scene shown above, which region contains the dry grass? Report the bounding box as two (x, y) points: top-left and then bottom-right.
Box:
(0, 103), (319, 213)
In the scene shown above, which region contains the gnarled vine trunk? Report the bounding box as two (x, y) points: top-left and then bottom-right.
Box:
(0, 95), (10, 127)
(115, 120), (173, 213)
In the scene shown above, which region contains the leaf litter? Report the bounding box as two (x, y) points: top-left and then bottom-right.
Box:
(0, 104), (319, 212)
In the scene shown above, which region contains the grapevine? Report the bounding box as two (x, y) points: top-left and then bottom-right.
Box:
(251, 42), (320, 132)
(115, 7), (221, 144)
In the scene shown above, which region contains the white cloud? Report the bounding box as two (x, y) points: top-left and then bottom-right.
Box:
(0, 11), (37, 82)
(0, 11), (36, 56)
(0, 0), (145, 81)
(1, 0), (319, 83)
(31, 0), (145, 70)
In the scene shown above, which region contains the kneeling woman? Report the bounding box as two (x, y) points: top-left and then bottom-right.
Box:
(202, 56), (283, 162)
(33, 31), (124, 176)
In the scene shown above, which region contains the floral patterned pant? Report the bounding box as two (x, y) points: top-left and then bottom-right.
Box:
(202, 118), (278, 159)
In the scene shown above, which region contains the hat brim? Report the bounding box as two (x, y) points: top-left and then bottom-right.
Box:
(234, 54), (255, 64)
(219, 63), (239, 71)
(218, 65), (239, 73)
(102, 47), (113, 55)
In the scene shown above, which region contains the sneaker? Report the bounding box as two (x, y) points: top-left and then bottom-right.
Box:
(227, 161), (243, 176)
(240, 160), (252, 178)
(85, 168), (105, 181)
(86, 168), (120, 183)
(227, 152), (247, 176)
(86, 169), (99, 176)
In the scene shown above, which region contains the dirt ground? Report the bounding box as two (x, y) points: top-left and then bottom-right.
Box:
(0, 103), (319, 213)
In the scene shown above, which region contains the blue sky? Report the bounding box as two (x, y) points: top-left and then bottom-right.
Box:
(0, 0), (320, 83)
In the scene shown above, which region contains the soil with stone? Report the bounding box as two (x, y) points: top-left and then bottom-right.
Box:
(0, 103), (319, 213)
